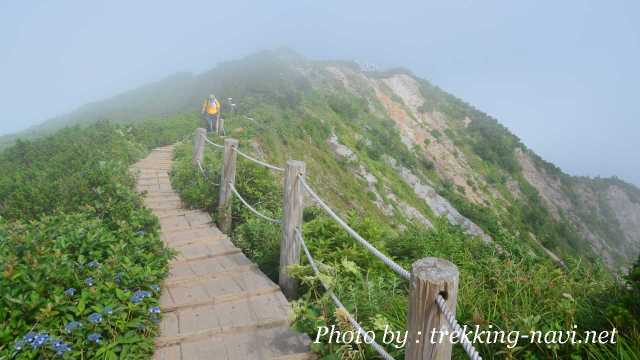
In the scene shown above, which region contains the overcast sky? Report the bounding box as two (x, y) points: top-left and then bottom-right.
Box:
(1, 1), (638, 186)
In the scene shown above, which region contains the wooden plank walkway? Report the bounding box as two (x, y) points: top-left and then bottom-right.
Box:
(131, 145), (313, 360)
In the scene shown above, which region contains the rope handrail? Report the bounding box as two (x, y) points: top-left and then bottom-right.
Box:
(228, 183), (281, 224)
(298, 175), (410, 281)
(233, 146), (285, 172)
(202, 134), (224, 149)
(196, 160), (220, 185)
(193, 127), (482, 359)
(296, 229), (396, 360)
(436, 294), (482, 360)
(196, 159), (206, 175)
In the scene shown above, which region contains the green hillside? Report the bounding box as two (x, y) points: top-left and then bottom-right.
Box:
(2, 49), (639, 359)
(0, 73), (198, 149)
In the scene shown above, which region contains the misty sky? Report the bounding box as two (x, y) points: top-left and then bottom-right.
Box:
(1, 1), (638, 186)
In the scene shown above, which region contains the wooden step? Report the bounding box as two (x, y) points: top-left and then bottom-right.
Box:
(153, 326), (313, 360)
(161, 270), (280, 312)
(155, 291), (292, 347)
(161, 228), (225, 246)
(166, 253), (255, 284)
(170, 239), (242, 263)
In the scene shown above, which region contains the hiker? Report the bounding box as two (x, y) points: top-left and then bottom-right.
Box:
(201, 95), (221, 132)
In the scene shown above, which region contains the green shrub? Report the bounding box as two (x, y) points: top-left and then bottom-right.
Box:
(0, 115), (195, 358)
(0, 212), (171, 359)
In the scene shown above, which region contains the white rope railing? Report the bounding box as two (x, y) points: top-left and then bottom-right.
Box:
(298, 175), (410, 280)
(233, 147), (285, 172)
(436, 294), (482, 360)
(196, 160), (206, 175)
(202, 135), (224, 149)
(228, 183), (281, 224)
(196, 160), (219, 186)
(296, 229), (396, 360)
(193, 126), (482, 359)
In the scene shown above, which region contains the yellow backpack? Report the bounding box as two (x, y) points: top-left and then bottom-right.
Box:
(205, 99), (219, 115)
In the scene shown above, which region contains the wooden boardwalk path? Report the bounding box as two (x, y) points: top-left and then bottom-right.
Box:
(131, 145), (312, 360)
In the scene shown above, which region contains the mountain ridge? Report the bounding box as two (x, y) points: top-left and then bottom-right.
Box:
(3, 49), (639, 270)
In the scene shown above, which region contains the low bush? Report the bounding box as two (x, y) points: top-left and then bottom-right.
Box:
(0, 115), (196, 358)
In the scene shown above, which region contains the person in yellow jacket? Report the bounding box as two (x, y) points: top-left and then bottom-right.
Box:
(201, 94), (221, 132)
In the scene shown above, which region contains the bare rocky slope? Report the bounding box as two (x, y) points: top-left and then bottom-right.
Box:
(9, 49), (640, 271)
(308, 60), (639, 270)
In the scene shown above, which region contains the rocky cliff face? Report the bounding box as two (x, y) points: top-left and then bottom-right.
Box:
(516, 147), (640, 269)
(310, 61), (639, 271)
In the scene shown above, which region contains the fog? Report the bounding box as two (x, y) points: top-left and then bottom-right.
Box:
(1, 0), (638, 186)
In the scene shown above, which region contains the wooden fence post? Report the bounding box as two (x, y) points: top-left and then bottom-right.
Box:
(218, 118), (225, 136)
(217, 138), (238, 234)
(406, 257), (459, 360)
(192, 128), (206, 166)
(279, 160), (305, 298)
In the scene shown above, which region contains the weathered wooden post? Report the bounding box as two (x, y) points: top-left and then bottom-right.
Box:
(279, 160), (305, 298)
(406, 257), (459, 360)
(192, 128), (206, 166)
(218, 118), (225, 136)
(217, 138), (238, 234)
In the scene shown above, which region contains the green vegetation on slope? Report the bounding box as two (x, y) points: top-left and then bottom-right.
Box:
(170, 108), (638, 359)
(0, 114), (199, 358)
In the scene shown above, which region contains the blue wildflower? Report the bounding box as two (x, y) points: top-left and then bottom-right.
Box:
(150, 284), (161, 292)
(64, 288), (76, 296)
(65, 321), (82, 333)
(52, 340), (71, 355)
(136, 230), (145, 236)
(23, 332), (36, 344)
(130, 290), (152, 304)
(103, 306), (113, 315)
(14, 339), (26, 351)
(32, 332), (49, 348)
(87, 260), (99, 268)
(87, 332), (101, 344)
(85, 277), (94, 287)
(88, 312), (102, 324)
(149, 306), (161, 314)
